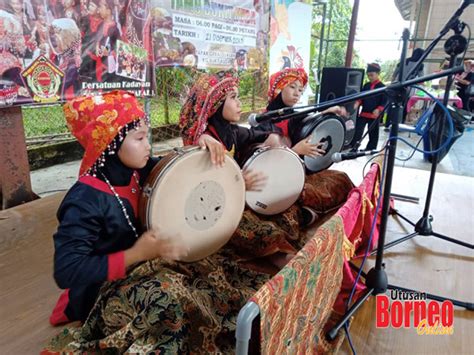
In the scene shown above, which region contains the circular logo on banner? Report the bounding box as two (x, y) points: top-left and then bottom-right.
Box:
(21, 55), (64, 103)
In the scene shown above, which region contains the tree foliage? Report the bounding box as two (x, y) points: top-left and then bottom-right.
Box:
(378, 59), (399, 83)
(324, 0), (353, 67)
(310, 0), (364, 93)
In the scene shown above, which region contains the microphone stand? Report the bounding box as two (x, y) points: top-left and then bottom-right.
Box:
(326, 26), (411, 340)
(377, 20), (474, 253)
(325, 1), (474, 343)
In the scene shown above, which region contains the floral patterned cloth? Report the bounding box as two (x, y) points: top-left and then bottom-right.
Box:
(251, 214), (346, 354)
(248, 163), (382, 354)
(42, 247), (270, 354)
(230, 169), (354, 259)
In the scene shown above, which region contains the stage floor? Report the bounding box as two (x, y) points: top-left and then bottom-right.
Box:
(335, 164), (474, 354)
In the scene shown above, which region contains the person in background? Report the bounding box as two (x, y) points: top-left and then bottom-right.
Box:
(387, 48), (424, 126)
(352, 63), (386, 151)
(391, 47), (424, 83)
(254, 68), (353, 226)
(454, 59), (473, 113)
(180, 71), (353, 264)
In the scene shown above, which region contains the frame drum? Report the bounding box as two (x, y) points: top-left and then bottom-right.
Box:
(242, 146), (305, 215)
(296, 113), (346, 173)
(139, 147), (245, 262)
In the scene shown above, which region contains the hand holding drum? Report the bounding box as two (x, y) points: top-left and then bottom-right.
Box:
(139, 147), (245, 262)
(294, 113), (346, 173)
(197, 133), (226, 167)
(292, 138), (326, 157)
(242, 169), (268, 192)
(125, 229), (190, 266)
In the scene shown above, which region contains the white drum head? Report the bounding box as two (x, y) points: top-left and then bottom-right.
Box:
(244, 147), (305, 215)
(145, 149), (245, 262)
(304, 118), (345, 173)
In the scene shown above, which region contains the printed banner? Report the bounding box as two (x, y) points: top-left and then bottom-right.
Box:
(0, 0), (154, 108)
(150, 0), (269, 70)
(269, 0), (312, 104)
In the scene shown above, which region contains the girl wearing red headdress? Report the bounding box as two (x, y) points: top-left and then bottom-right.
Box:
(44, 91), (274, 353)
(49, 91), (177, 326)
(180, 71), (283, 191)
(259, 68), (354, 226)
(48, 89), (227, 323)
(261, 68), (346, 157)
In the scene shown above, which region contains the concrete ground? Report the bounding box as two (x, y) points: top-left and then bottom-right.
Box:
(30, 137), (183, 196)
(379, 122), (474, 177)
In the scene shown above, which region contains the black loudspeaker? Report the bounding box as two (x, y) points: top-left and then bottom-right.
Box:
(319, 67), (365, 147)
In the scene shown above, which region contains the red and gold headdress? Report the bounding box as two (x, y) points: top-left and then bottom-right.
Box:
(179, 72), (239, 145)
(267, 68), (308, 102)
(64, 90), (146, 176)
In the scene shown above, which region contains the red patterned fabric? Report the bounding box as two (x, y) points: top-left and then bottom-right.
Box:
(64, 90), (145, 175)
(334, 163), (383, 313)
(179, 72), (239, 145)
(267, 68), (308, 101)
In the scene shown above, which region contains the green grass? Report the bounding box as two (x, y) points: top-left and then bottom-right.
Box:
(23, 105), (68, 137)
(149, 98), (182, 126)
(21, 98), (182, 138)
(148, 95), (267, 126)
(241, 96), (267, 112)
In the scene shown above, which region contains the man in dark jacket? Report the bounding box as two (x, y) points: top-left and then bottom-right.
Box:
(351, 63), (386, 150)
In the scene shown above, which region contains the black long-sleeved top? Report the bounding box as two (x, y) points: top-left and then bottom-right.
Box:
(206, 113), (269, 165)
(357, 80), (386, 119)
(50, 158), (159, 324)
(253, 93), (304, 145)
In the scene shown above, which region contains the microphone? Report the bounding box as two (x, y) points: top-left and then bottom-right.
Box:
(248, 108), (295, 127)
(331, 149), (378, 162)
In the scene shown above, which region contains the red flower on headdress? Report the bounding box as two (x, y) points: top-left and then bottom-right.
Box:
(179, 72), (239, 145)
(268, 68), (308, 102)
(64, 90), (145, 176)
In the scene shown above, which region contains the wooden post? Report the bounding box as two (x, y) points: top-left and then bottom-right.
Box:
(345, 0), (360, 68)
(0, 106), (38, 209)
